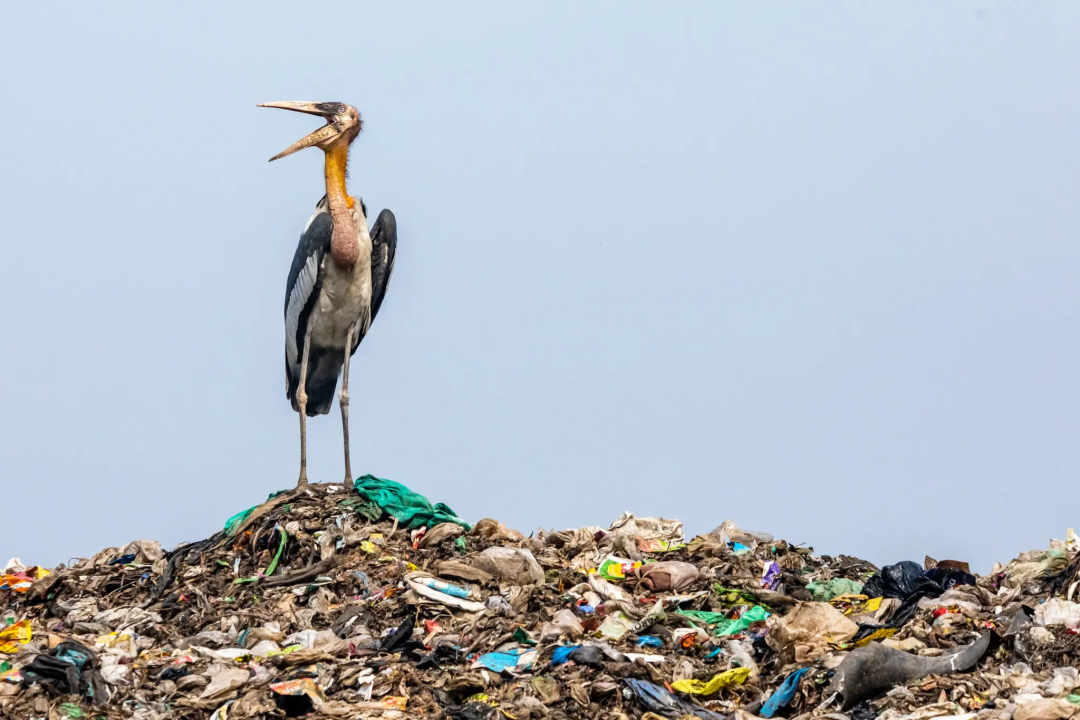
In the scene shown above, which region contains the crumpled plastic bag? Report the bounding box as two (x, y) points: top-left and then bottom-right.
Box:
(121, 539), (164, 564)
(765, 601), (859, 663)
(715, 604), (769, 637)
(1003, 549), (1070, 587)
(863, 561), (944, 600)
(21, 641), (101, 701)
(607, 512), (684, 552)
(636, 561), (699, 592)
(1014, 696), (1079, 720)
(283, 628), (350, 655)
(761, 667), (810, 718)
(468, 547), (545, 586)
(0, 620), (32, 653)
(726, 638), (759, 678)
(713, 519), (774, 548)
(471, 646), (537, 674)
(1045, 668), (1080, 696)
(623, 678), (724, 719)
(93, 606), (163, 633)
(923, 565), (977, 591)
(200, 664), (250, 701)
(1036, 598), (1080, 629)
(918, 588), (983, 615)
(597, 611), (634, 641)
(470, 518), (525, 543)
(540, 609), (584, 640)
(586, 574), (633, 603)
(417, 521), (465, 548)
(671, 666), (751, 695)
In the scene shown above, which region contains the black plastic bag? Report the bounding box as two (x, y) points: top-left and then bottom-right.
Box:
(445, 701), (497, 720)
(862, 561), (943, 600)
(159, 665), (190, 681)
(415, 644), (466, 670)
(379, 611), (424, 655)
(623, 679), (724, 719)
(851, 586), (937, 644)
(924, 566), (977, 591)
(567, 645), (606, 669)
(22, 640), (104, 703)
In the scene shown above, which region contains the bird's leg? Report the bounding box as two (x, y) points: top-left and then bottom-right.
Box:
(296, 327), (312, 489)
(340, 323), (355, 488)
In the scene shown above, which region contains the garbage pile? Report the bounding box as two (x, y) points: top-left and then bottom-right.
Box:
(3, 475), (1080, 720)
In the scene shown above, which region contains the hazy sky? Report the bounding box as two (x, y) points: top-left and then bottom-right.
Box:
(2, 3), (1078, 573)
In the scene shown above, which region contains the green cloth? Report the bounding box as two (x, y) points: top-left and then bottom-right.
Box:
(675, 606), (769, 636)
(224, 476), (469, 537)
(352, 475), (471, 531)
(805, 578), (864, 602)
(224, 490), (289, 537)
(337, 496), (382, 521)
(676, 609), (728, 626)
(59, 703), (85, 719)
(714, 605), (769, 637)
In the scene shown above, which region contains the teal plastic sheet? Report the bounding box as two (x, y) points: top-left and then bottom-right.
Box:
(224, 476), (470, 538)
(224, 490), (289, 537)
(352, 475), (471, 531)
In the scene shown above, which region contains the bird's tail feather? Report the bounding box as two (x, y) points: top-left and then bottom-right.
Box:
(286, 346), (344, 417)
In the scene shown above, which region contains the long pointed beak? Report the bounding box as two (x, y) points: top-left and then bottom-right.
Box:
(258, 101), (343, 161)
(257, 101), (332, 116)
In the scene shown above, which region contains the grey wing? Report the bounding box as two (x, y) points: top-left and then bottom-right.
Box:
(284, 198), (331, 373)
(351, 208), (397, 354)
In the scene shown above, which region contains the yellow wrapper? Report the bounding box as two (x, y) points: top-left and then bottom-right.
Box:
(0, 621), (32, 653)
(671, 666), (751, 695)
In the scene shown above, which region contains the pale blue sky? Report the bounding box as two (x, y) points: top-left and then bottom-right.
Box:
(2, 3), (1078, 572)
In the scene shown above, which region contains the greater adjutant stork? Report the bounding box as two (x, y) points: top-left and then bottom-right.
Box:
(260, 101), (397, 489)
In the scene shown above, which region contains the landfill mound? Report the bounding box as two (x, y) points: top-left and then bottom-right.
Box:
(3, 476), (1080, 720)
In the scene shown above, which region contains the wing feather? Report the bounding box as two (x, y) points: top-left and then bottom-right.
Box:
(352, 208), (397, 354)
(284, 199), (331, 371)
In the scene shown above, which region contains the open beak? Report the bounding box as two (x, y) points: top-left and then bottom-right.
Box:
(258, 101), (345, 161)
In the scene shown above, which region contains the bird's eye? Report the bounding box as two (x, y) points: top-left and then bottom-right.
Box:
(339, 105), (348, 115)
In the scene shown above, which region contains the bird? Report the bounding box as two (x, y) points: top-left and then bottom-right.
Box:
(259, 101), (397, 489)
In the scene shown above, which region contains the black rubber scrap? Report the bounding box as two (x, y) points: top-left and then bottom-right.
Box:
(829, 632), (992, 709)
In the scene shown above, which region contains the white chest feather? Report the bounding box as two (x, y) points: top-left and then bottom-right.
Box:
(310, 207), (374, 349)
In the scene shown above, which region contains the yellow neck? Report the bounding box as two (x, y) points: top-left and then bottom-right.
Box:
(324, 142), (354, 210)
(323, 141), (360, 267)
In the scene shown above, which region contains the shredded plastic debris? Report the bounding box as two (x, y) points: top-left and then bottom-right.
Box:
(2, 478), (1079, 719)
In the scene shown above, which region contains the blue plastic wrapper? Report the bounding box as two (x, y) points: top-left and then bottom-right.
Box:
(731, 542), (752, 556)
(471, 647), (536, 673)
(761, 668), (809, 718)
(550, 645), (580, 666)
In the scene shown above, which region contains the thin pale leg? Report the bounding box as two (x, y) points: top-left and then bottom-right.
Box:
(296, 328), (312, 488)
(224, 330), (313, 540)
(340, 324), (355, 487)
